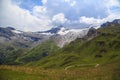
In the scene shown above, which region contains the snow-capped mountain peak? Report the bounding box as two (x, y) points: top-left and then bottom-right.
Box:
(38, 27), (68, 35)
(57, 27), (69, 35)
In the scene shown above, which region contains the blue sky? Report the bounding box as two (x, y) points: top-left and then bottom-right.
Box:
(13, 0), (43, 11)
(0, 0), (120, 31)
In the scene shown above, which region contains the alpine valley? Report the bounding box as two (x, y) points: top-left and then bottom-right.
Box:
(0, 19), (120, 80)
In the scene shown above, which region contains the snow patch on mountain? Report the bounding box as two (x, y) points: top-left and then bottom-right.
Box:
(41, 32), (54, 35)
(58, 28), (89, 35)
(12, 30), (23, 34)
(53, 27), (90, 47)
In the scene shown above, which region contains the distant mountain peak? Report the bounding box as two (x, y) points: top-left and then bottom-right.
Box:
(38, 26), (68, 35)
(0, 27), (15, 38)
(87, 27), (97, 37)
(6, 27), (15, 30)
(112, 19), (120, 24)
(101, 19), (120, 27)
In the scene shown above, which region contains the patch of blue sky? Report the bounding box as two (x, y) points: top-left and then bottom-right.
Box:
(13, 0), (43, 11)
(110, 6), (120, 13)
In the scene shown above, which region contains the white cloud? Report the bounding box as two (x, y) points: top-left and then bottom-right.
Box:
(32, 6), (48, 19)
(64, 0), (76, 6)
(79, 12), (120, 25)
(102, 13), (120, 22)
(106, 0), (120, 7)
(79, 0), (120, 25)
(33, 6), (47, 14)
(0, 0), (120, 31)
(104, 0), (120, 14)
(52, 13), (68, 25)
(79, 16), (102, 24)
(0, 0), (52, 31)
(70, 1), (76, 7)
(42, 0), (47, 4)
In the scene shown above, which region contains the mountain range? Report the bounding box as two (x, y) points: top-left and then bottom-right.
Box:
(0, 19), (120, 66)
(0, 24), (91, 64)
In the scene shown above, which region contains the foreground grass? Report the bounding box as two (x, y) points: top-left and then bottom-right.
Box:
(0, 62), (120, 80)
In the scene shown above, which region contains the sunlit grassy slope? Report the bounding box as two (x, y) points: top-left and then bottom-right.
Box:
(0, 62), (120, 80)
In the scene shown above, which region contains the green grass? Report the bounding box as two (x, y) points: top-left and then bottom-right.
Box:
(16, 40), (59, 64)
(0, 69), (49, 80)
(0, 39), (31, 65)
(0, 46), (27, 65)
(0, 62), (120, 80)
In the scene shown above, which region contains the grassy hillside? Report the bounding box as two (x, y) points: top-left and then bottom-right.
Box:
(0, 45), (28, 65)
(26, 24), (120, 68)
(16, 40), (59, 64)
